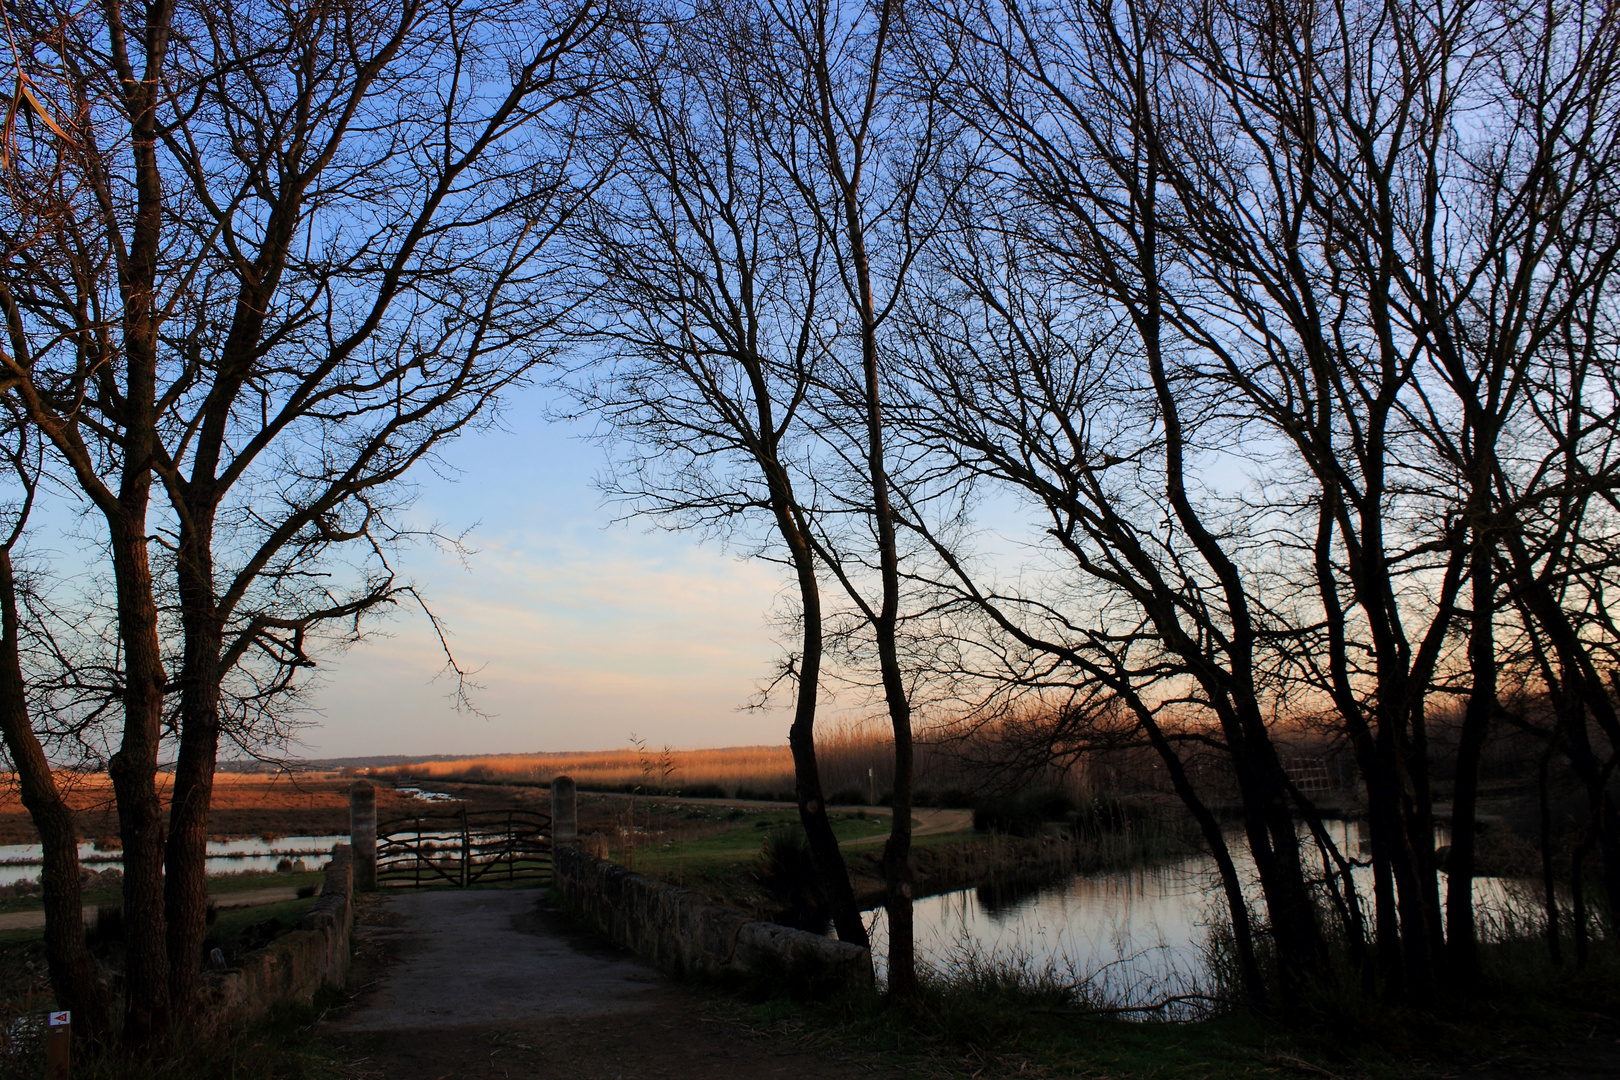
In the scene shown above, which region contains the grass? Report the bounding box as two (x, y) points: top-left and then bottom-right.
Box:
(590, 803), (893, 909)
(1, 989), (351, 1080)
(207, 897), (318, 946)
(0, 869), (327, 916)
(717, 934), (1620, 1080)
(618, 807), (890, 865)
(364, 744), (801, 793)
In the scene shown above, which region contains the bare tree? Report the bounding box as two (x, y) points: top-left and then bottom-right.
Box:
(565, 0), (870, 950)
(0, 0), (607, 1039)
(908, 0), (1330, 994)
(910, 0), (1620, 999)
(765, 0), (954, 996)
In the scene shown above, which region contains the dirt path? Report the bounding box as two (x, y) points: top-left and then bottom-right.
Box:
(0, 886), (298, 931)
(840, 808), (970, 845)
(322, 887), (892, 1079)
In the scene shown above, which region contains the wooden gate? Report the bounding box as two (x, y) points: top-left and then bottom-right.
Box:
(376, 807), (551, 888)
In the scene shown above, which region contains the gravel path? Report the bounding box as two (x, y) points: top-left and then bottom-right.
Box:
(337, 888), (665, 1030)
(325, 887), (890, 1079)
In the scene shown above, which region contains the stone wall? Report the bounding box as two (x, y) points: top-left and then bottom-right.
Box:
(552, 845), (872, 996)
(196, 844), (354, 1031)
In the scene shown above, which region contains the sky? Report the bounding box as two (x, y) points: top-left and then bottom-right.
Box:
(298, 384), (804, 759)
(282, 382), (1263, 761)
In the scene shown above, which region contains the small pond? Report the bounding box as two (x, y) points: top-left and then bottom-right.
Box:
(861, 822), (1551, 1013)
(0, 835), (349, 887)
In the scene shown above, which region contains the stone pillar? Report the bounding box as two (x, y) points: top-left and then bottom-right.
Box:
(350, 781), (377, 891)
(551, 775), (577, 846)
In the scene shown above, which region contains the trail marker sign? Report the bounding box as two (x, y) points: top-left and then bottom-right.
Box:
(45, 1009), (70, 1080)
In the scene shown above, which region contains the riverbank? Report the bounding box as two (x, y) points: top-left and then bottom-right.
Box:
(596, 795), (1202, 925)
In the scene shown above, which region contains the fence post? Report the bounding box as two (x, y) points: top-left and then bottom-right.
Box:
(350, 781), (377, 891)
(551, 775), (577, 847)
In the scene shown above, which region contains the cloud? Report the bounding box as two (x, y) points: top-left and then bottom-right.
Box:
(302, 522), (797, 757)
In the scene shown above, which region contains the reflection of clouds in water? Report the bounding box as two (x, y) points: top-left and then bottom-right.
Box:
(0, 834), (346, 885)
(866, 828), (1552, 1015)
(866, 854), (1230, 1016)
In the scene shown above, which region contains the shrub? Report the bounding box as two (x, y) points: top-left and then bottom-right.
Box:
(972, 789), (1078, 837)
(751, 826), (831, 933)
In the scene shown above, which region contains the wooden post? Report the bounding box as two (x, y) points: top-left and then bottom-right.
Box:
(45, 1010), (69, 1080)
(350, 781), (377, 891)
(551, 775), (577, 846)
(460, 805), (470, 888)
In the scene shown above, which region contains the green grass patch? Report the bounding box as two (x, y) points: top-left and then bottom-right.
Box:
(0, 869), (326, 916)
(0, 926), (41, 948)
(624, 810), (890, 871)
(209, 897), (317, 946)
(208, 870), (326, 895)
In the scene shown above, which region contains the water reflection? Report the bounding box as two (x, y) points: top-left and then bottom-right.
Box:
(863, 825), (1552, 1014)
(0, 834), (347, 886)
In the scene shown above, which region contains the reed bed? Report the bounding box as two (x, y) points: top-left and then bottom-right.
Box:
(363, 724), (1092, 803)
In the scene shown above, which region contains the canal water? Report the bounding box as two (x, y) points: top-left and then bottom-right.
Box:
(862, 822), (1550, 1012)
(0, 785), (461, 886)
(0, 835), (348, 887)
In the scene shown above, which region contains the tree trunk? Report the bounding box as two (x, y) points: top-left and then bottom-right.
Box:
(0, 551), (111, 1040)
(106, 506), (172, 1046)
(880, 686), (915, 998)
(1537, 748), (1562, 965)
(163, 568), (222, 1018)
(782, 517), (868, 949)
(1446, 535), (1494, 982)
(1130, 697), (1265, 1004)
(107, 0), (178, 1045)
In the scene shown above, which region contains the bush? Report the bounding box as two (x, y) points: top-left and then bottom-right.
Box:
(751, 826), (830, 933)
(681, 783), (728, 799)
(826, 788), (868, 805)
(973, 789), (1078, 836)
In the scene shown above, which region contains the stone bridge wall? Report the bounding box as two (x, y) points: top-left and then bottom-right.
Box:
(196, 843), (354, 1032)
(552, 844), (872, 996)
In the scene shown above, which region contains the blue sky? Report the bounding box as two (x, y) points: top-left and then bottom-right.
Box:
(300, 383), (802, 758)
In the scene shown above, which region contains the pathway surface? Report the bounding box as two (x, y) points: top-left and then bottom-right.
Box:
(325, 887), (888, 1080)
(338, 888), (666, 1029)
(0, 885), (297, 931)
(841, 807), (970, 845)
